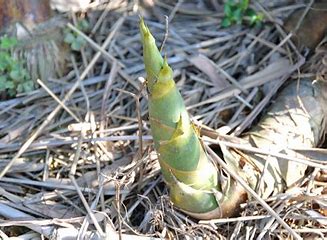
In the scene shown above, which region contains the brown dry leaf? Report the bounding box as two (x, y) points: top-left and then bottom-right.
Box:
(76, 157), (131, 190)
(292, 148), (327, 162)
(306, 210), (327, 225)
(25, 202), (80, 219)
(0, 159), (43, 173)
(284, 3), (327, 49)
(316, 170), (327, 182)
(241, 58), (291, 95)
(0, 123), (31, 144)
(319, 208), (327, 217)
(316, 195), (327, 217)
(189, 54), (230, 90)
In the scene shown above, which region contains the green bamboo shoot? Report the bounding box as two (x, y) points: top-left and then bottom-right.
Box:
(140, 19), (225, 217)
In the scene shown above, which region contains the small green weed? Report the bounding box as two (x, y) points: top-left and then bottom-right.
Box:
(221, 0), (263, 27)
(0, 36), (34, 96)
(64, 19), (89, 51)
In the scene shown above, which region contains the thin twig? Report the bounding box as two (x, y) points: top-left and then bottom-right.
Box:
(159, 16), (169, 52)
(37, 79), (80, 122)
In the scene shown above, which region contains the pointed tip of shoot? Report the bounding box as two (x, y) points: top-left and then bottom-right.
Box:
(139, 17), (151, 43)
(163, 55), (168, 65)
(139, 18), (164, 90)
(158, 57), (173, 82)
(139, 17), (146, 34)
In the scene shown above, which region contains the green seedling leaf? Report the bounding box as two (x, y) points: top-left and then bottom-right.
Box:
(64, 32), (76, 44)
(221, 17), (232, 27)
(0, 75), (7, 91)
(20, 68), (29, 79)
(0, 54), (9, 71)
(0, 36), (18, 49)
(8, 89), (15, 96)
(0, 36), (33, 96)
(16, 83), (24, 93)
(3, 54), (17, 68)
(5, 80), (15, 89)
(245, 8), (263, 25)
(221, 0), (262, 28)
(245, 8), (256, 18)
(224, 3), (233, 17)
(22, 80), (34, 92)
(233, 7), (243, 24)
(240, 0), (249, 10)
(64, 19), (89, 52)
(71, 35), (86, 51)
(9, 69), (22, 81)
(75, 35), (86, 45)
(78, 19), (90, 31)
(71, 40), (81, 51)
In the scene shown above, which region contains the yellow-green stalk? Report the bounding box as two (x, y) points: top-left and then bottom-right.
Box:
(140, 19), (223, 217)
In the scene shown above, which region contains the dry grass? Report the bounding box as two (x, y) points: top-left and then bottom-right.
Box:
(0, 0), (326, 239)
